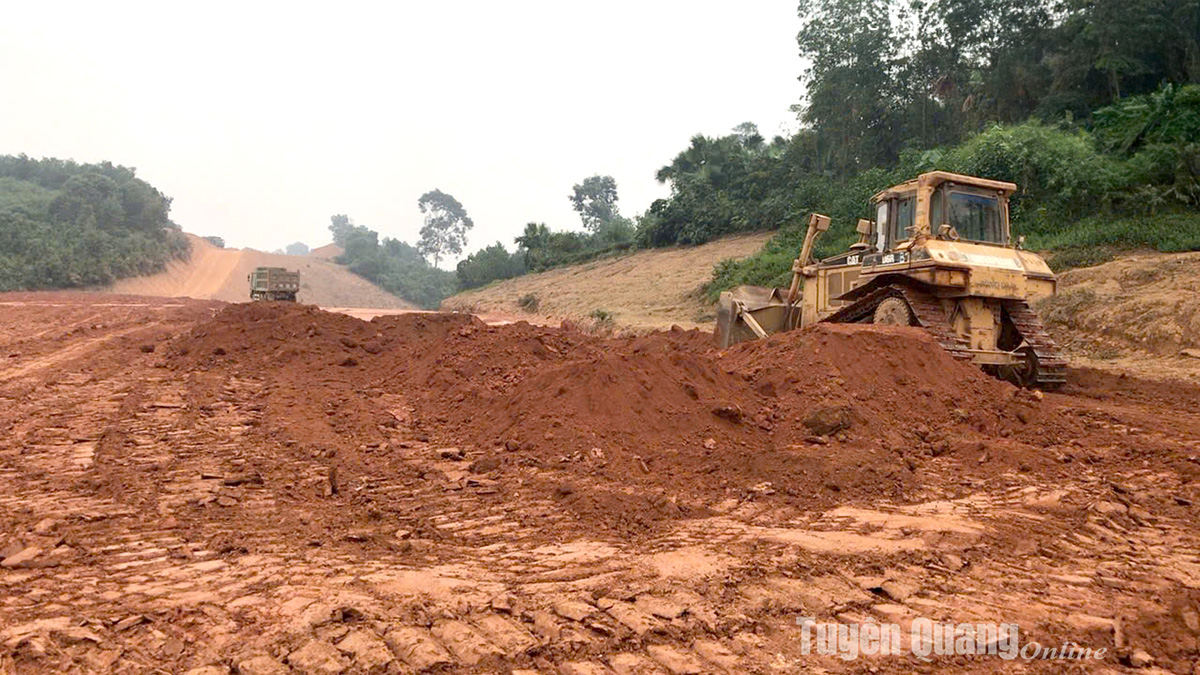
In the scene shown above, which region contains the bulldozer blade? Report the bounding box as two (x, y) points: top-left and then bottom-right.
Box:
(715, 285), (798, 348)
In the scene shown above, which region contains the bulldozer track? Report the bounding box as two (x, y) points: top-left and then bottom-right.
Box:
(822, 284), (973, 361)
(824, 286), (1068, 389)
(1003, 299), (1068, 389)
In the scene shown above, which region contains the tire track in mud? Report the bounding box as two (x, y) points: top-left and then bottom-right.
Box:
(0, 324), (159, 384)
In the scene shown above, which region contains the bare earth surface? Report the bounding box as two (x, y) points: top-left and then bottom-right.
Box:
(107, 235), (414, 310)
(1, 292), (1198, 674)
(1040, 251), (1200, 383)
(443, 233), (773, 331)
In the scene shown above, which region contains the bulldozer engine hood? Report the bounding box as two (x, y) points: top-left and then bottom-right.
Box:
(921, 240), (1053, 277)
(836, 240), (1055, 303)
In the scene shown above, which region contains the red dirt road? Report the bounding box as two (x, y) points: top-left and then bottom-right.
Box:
(1, 293), (1198, 674)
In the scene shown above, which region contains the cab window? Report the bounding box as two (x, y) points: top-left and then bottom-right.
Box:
(932, 188), (1003, 243)
(950, 192), (1001, 242)
(874, 202), (888, 251)
(892, 196), (915, 246)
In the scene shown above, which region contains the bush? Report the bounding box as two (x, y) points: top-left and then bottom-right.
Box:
(1092, 84), (1200, 155)
(930, 122), (1121, 233)
(589, 308), (615, 326)
(703, 170), (896, 300)
(1032, 211), (1200, 264)
(331, 220), (456, 309)
(517, 220), (636, 273)
(517, 293), (539, 312)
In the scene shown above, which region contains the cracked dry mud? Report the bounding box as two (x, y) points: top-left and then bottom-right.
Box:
(0, 292), (1198, 675)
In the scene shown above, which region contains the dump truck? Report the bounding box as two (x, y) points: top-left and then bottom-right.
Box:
(248, 267), (300, 302)
(716, 171), (1066, 389)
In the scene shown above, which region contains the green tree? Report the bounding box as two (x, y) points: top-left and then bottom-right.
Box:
(329, 214), (354, 247)
(285, 241), (309, 255)
(456, 242), (526, 289)
(49, 173), (125, 230)
(655, 134), (749, 189)
(515, 222), (550, 251)
(328, 213), (458, 308)
(797, 0), (902, 174)
(732, 122), (766, 151)
(343, 226), (380, 263)
(417, 189), (474, 268)
(569, 175), (620, 232)
(514, 222), (551, 269)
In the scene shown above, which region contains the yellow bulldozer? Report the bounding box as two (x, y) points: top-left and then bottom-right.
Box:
(716, 171), (1066, 389)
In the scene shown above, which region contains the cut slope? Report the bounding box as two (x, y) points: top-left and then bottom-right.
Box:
(442, 232), (771, 330)
(1038, 251), (1200, 381)
(107, 234), (414, 308)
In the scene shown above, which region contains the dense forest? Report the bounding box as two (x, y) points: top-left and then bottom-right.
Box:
(0, 155), (189, 290)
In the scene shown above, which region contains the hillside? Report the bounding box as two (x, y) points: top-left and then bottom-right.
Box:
(443, 232), (771, 330)
(1038, 250), (1200, 381)
(107, 234), (414, 308)
(0, 155), (190, 291)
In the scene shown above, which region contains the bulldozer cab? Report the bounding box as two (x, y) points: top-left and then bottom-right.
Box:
(803, 172), (1018, 320)
(869, 172), (1014, 251)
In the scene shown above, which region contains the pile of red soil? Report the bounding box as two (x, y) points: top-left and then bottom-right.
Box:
(164, 304), (1092, 534)
(457, 332), (765, 465)
(722, 323), (1034, 450)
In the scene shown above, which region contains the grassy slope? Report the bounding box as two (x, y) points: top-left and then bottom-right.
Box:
(442, 233), (772, 331)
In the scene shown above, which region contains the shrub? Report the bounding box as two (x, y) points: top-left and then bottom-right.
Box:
(589, 308), (615, 326)
(456, 242), (525, 290)
(1032, 211), (1200, 263)
(517, 293), (539, 312)
(936, 122), (1120, 233)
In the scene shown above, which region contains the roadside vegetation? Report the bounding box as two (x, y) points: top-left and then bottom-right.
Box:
(325, 212), (457, 310)
(330, 176), (641, 308)
(0, 155), (189, 290)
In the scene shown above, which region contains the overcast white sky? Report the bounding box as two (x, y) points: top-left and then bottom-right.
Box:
(1, 1), (802, 263)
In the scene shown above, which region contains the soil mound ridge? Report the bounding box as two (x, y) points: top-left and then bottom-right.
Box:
(164, 304), (1071, 533)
